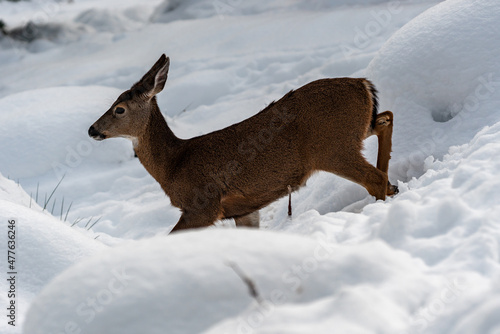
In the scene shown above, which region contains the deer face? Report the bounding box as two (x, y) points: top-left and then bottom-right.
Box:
(88, 90), (152, 143)
(88, 54), (170, 144)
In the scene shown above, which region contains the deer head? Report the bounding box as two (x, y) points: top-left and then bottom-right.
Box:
(88, 54), (170, 144)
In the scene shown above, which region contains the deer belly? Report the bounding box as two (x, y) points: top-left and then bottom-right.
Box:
(221, 191), (283, 219)
(220, 168), (312, 218)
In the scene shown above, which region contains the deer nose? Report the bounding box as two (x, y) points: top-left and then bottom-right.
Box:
(88, 126), (105, 140)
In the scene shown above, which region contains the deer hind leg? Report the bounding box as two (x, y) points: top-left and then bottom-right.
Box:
(369, 111), (398, 196)
(335, 156), (389, 200)
(234, 211), (260, 228)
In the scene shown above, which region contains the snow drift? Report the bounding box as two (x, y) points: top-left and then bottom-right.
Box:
(151, 0), (437, 23)
(0, 86), (133, 179)
(23, 229), (432, 334)
(366, 0), (500, 180)
(0, 173), (107, 329)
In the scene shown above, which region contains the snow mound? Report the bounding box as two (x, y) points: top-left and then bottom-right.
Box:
(151, 0), (432, 23)
(0, 173), (35, 209)
(23, 229), (430, 334)
(75, 9), (139, 33)
(0, 86), (134, 179)
(366, 0), (500, 179)
(374, 120), (500, 334)
(6, 21), (88, 44)
(0, 173), (107, 331)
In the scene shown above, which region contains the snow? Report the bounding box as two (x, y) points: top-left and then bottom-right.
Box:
(23, 229), (431, 334)
(366, 0), (500, 180)
(0, 173), (107, 329)
(150, 0), (434, 23)
(0, 86), (132, 179)
(1, 0), (500, 333)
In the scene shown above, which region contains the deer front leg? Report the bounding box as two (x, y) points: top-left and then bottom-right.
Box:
(170, 203), (222, 233)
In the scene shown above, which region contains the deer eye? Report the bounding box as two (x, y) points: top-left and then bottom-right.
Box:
(115, 107), (125, 115)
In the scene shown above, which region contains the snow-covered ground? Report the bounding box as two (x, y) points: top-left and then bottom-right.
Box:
(1, 0), (500, 333)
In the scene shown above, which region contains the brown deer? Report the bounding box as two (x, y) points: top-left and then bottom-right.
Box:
(89, 54), (397, 232)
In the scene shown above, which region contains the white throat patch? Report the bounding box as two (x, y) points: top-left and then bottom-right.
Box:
(121, 135), (139, 148)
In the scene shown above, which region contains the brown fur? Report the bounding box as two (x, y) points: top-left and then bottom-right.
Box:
(88, 54), (397, 232)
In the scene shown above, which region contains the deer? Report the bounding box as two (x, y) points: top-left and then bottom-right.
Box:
(88, 54), (397, 232)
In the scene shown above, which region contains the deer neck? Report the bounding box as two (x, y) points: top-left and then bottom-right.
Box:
(134, 105), (181, 188)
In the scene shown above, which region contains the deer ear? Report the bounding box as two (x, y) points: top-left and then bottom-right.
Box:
(150, 55), (170, 97)
(134, 54), (170, 99)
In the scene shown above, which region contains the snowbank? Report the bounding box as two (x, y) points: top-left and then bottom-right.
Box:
(151, 0), (436, 23)
(372, 120), (500, 334)
(0, 173), (107, 332)
(74, 8), (142, 33)
(23, 228), (431, 334)
(366, 0), (500, 180)
(0, 86), (133, 179)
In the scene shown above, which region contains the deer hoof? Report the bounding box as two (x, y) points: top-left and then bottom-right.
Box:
(387, 182), (399, 196)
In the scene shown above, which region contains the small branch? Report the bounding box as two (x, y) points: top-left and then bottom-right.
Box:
(226, 261), (263, 304)
(287, 185), (292, 217)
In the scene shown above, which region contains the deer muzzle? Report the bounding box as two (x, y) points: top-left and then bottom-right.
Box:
(88, 125), (107, 140)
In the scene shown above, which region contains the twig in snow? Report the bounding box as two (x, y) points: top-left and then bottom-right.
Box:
(226, 261), (263, 304)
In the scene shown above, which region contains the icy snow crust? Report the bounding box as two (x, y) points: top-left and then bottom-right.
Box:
(0, 0), (499, 333)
